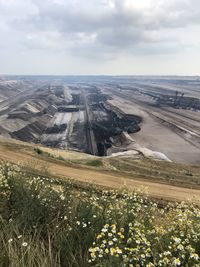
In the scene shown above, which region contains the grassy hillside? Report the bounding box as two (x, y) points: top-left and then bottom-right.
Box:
(0, 137), (200, 204)
(0, 162), (200, 267)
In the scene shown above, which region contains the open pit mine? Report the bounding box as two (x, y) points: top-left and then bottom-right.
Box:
(0, 76), (200, 164)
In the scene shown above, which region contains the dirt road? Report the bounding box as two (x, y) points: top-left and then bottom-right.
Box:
(0, 141), (199, 204)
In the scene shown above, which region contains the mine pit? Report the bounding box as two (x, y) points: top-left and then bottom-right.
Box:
(84, 88), (142, 156)
(1, 77), (200, 163)
(91, 108), (141, 156)
(0, 83), (143, 156)
(39, 85), (143, 156)
(45, 123), (67, 134)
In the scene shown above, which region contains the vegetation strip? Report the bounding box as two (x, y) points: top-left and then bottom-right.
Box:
(0, 162), (200, 266)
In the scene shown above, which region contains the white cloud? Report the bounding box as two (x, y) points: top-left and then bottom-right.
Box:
(0, 0), (200, 74)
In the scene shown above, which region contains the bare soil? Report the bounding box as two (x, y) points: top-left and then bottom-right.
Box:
(0, 138), (199, 205)
(107, 93), (200, 164)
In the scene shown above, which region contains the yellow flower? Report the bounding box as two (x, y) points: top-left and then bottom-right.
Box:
(173, 258), (181, 266)
(97, 234), (102, 240)
(105, 248), (109, 254)
(116, 247), (122, 254)
(110, 247), (116, 255)
(91, 252), (96, 259)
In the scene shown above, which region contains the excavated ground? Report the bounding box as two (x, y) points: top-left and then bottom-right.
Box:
(0, 76), (200, 164)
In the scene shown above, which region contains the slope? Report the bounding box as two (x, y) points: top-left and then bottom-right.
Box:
(0, 137), (199, 204)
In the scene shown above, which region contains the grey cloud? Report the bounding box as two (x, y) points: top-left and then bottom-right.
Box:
(14, 0), (200, 55)
(0, 0), (200, 74)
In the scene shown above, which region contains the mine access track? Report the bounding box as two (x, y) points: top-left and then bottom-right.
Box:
(82, 91), (98, 155)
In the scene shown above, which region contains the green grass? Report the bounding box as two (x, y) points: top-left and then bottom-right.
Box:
(0, 161), (200, 267)
(85, 159), (104, 167)
(34, 147), (66, 163)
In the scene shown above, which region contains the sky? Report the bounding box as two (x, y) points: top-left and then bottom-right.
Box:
(0, 0), (200, 75)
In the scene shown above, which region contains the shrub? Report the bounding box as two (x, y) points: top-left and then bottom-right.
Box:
(34, 147), (43, 155)
(86, 159), (103, 167)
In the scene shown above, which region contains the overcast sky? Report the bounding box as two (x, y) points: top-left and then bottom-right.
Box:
(0, 0), (200, 75)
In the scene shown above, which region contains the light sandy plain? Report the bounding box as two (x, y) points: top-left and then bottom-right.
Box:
(105, 91), (200, 165)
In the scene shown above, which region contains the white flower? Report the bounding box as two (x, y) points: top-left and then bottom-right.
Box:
(173, 237), (181, 244)
(60, 195), (65, 200)
(163, 251), (171, 256)
(190, 253), (199, 261)
(177, 244), (184, 251)
(22, 242), (28, 247)
(8, 238), (13, 243)
(173, 258), (181, 266)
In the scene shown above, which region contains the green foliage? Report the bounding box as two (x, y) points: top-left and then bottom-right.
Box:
(185, 170), (193, 176)
(0, 162), (199, 267)
(34, 147), (43, 155)
(85, 159), (103, 167)
(58, 155), (65, 161)
(34, 148), (66, 162)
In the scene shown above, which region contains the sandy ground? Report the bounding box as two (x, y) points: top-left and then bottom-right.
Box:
(0, 140), (200, 204)
(132, 113), (200, 164)
(107, 93), (200, 164)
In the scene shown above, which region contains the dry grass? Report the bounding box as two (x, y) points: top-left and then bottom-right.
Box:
(0, 138), (199, 204)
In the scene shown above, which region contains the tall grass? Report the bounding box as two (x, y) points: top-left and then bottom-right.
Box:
(0, 162), (199, 267)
